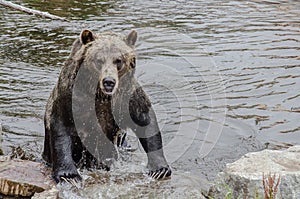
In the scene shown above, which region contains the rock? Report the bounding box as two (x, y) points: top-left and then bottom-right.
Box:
(0, 158), (55, 197)
(32, 186), (59, 199)
(208, 146), (300, 198)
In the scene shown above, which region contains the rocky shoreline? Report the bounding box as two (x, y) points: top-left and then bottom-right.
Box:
(0, 156), (58, 198)
(0, 143), (299, 198)
(207, 146), (300, 198)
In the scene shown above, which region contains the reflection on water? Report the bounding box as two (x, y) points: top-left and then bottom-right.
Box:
(22, 0), (113, 19)
(1, 0), (300, 197)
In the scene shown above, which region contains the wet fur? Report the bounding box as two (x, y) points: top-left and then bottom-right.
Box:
(43, 30), (171, 183)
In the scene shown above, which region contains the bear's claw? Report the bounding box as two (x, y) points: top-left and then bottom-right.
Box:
(148, 167), (171, 180)
(53, 169), (82, 184)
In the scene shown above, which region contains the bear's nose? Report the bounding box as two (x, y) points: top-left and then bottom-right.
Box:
(102, 77), (116, 93)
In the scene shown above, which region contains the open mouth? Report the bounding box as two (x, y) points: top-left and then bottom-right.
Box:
(103, 89), (114, 96)
(102, 77), (116, 96)
(102, 85), (116, 96)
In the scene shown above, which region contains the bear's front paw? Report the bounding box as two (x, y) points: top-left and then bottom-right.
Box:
(148, 166), (172, 180)
(53, 166), (82, 184)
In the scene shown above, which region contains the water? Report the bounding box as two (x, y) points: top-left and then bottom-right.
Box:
(1, 0), (300, 197)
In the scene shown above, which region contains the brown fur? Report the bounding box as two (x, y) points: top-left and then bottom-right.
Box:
(43, 30), (171, 183)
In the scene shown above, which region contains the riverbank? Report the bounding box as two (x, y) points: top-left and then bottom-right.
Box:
(1, 146), (300, 198)
(207, 145), (300, 198)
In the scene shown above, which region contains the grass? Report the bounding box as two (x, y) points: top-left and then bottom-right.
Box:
(262, 173), (281, 199)
(207, 173), (281, 199)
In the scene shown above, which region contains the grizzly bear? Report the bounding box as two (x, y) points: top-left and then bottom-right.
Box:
(42, 29), (171, 183)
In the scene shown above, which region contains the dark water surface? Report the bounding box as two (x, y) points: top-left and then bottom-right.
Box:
(1, 0), (300, 198)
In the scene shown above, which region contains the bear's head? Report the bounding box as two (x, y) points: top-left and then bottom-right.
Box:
(79, 29), (137, 96)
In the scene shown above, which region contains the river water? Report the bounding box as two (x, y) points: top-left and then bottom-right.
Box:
(0, 0), (300, 198)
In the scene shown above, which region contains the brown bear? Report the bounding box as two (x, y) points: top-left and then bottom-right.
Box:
(42, 29), (171, 183)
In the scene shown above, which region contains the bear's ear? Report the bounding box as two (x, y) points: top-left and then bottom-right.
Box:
(126, 30), (137, 46)
(80, 29), (95, 45)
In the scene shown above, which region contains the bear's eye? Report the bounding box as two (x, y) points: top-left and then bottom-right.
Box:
(114, 58), (123, 71)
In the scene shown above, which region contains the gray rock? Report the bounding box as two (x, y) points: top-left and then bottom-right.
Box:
(0, 158), (55, 197)
(32, 186), (59, 199)
(208, 146), (300, 199)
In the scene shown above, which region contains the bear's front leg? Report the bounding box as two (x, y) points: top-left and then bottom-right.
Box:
(51, 122), (81, 183)
(128, 88), (171, 179)
(135, 109), (172, 179)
